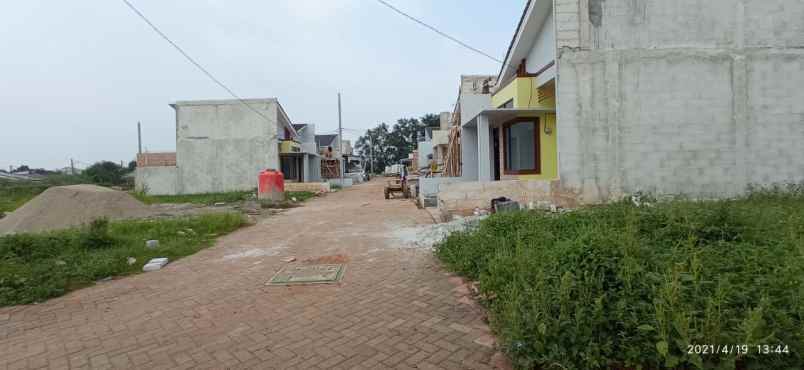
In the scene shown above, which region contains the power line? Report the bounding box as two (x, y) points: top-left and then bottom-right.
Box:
(373, 0), (503, 64)
(120, 0), (278, 133)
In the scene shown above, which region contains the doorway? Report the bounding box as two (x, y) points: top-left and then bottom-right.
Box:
(492, 127), (501, 181)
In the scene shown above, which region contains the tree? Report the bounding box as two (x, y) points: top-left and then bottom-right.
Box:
(355, 123), (394, 174)
(84, 161), (127, 186)
(127, 160), (137, 172)
(356, 113), (440, 173)
(420, 113), (440, 128)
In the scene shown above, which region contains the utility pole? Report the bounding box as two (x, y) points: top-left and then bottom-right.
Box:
(137, 121), (142, 154)
(338, 92), (344, 186)
(70, 159), (75, 175)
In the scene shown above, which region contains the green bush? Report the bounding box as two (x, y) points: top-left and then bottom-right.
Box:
(80, 218), (114, 249)
(0, 213), (245, 306)
(436, 191), (804, 370)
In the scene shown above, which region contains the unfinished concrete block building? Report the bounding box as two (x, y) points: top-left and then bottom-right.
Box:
(557, 0), (804, 203)
(136, 99), (298, 195)
(439, 0), (804, 211)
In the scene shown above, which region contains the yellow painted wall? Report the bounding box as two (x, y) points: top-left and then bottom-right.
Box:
(492, 76), (556, 110)
(279, 140), (301, 153)
(491, 77), (558, 181)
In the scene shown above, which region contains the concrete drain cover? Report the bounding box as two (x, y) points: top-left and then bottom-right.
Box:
(267, 264), (345, 285)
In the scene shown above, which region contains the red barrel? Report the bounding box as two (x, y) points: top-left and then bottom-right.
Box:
(258, 169), (284, 202)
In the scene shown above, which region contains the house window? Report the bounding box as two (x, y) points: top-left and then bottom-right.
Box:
(504, 118), (540, 174)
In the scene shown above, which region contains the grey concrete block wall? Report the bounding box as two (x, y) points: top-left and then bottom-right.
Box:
(135, 167), (178, 195)
(173, 99), (280, 194)
(556, 0), (804, 203)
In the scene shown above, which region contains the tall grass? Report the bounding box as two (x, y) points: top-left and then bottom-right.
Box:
(436, 190), (804, 369)
(0, 184), (48, 213)
(132, 190), (254, 205)
(0, 213), (245, 306)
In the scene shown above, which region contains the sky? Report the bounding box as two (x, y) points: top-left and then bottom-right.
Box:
(0, 0), (525, 171)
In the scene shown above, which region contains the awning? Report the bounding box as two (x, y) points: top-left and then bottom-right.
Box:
(464, 108), (555, 127)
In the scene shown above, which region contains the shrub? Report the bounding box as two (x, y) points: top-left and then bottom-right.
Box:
(436, 192), (804, 369)
(80, 218), (114, 249)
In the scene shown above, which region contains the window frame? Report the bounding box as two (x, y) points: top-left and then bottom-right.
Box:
(502, 117), (541, 175)
(498, 99), (514, 109)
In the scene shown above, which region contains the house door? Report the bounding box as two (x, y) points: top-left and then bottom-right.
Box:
(492, 127), (501, 181)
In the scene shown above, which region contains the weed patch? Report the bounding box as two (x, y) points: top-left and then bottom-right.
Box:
(0, 213), (245, 306)
(285, 191), (316, 202)
(436, 191), (804, 369)
(260, 191), (318, 209)
(0, 184), (48, 213)
(132, 190), (254, 205)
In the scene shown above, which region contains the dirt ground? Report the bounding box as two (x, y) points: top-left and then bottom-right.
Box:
(0, 179), (506, 370)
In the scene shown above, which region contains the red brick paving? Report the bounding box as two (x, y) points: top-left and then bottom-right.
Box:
(0, 180), (505, 369)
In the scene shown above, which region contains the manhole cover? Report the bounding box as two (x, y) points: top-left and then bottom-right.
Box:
(267, 264), (345, 285)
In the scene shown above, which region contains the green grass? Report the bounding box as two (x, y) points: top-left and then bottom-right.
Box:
(0, 213), (245, 306)
(260, 191), (318, 209)
(0, 184), (48, 213)
(436, 187), (804, 370)
(134, 190), (317, 207)
(132, 190), (254, 205)
(285, 191), (316, 202)
(0, 174), (92, 213)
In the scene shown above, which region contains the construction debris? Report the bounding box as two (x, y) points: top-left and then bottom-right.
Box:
(391, 215), (486, 250)
(143, 258), (169, 272)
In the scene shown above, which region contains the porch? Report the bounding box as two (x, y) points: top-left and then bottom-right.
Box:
(461, 108), (557, 182)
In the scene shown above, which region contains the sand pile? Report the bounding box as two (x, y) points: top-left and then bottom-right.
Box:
(0, 184), (152, 234)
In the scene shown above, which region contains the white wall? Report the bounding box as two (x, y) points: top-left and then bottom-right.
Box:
(298, 124), (318, 154)
(417, 140), (433, 169)
(135, 166), (178, 195)
(460, 94), (492, 126)
(174, 99), (279, 194)
(461, 125), (479, 181)
(556, 0), (804, 203)
(526, 8), (555, 82)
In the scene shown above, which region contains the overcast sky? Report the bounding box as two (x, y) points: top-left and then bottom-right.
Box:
(0, 0), (524, 170)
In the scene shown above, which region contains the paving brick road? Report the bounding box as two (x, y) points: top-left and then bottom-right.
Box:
(0, 180), (504, 369)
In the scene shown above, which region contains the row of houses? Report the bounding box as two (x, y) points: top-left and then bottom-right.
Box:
(421, 0), (804, 213)
(135, 99), (355, 195)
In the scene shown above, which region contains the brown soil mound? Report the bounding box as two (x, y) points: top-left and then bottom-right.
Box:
(0, 185), (152, 234)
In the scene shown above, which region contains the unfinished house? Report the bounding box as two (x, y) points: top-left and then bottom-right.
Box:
(315, 133), (357, 182)
(430, 112), (452, 171)
(136, 98), (298, 195)
(438, 0), (804, 212)
(417, 75), (497, 206)
(280, 123), (321, 183)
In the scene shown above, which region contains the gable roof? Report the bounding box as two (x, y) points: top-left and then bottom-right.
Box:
(497, 0), (553, 85)
(315, 134), (338, 148)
